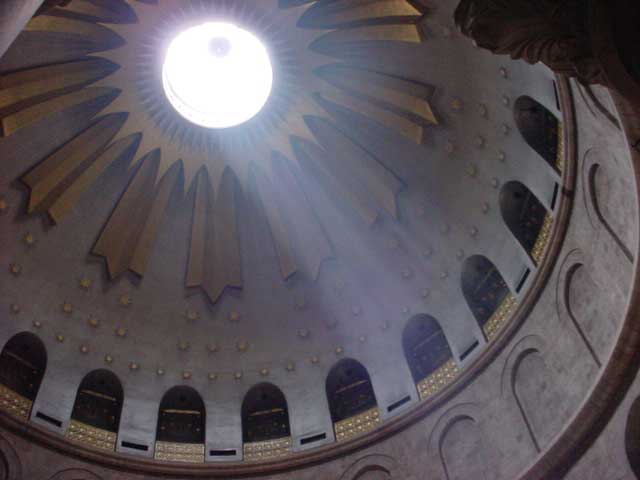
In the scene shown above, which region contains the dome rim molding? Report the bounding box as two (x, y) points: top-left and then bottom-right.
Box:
(0, 74), (579, 478)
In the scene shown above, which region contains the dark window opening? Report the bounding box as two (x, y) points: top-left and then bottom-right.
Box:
(71, 369), (123, 433)
(156, 386), (205, 444)
(0, 332), (47, 402)
(462, 255), (511, 329)
(514, 96), (561, 170)
(242, 383), (291, 443)
(326, 359), (377, 423)
(500, 181), (549, 258)
(402, 314), (453, 384)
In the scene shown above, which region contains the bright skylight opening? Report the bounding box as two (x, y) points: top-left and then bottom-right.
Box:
(162, 22), (273, 129)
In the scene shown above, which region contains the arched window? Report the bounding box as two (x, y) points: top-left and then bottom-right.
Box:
(67, 370), (123, 451)
(514, 96), (562, 171)
(242, 383), (292, 460)
(626, 396), (640, 479)
(402, 315), (456, 400)
(242, 383), (291, 443)
(326, 358), (379, 441)
(462, 255), (512, 335)
(500, 181), (550, 262)
(155, 386), (205, 463)
(0, 332), (46, 419)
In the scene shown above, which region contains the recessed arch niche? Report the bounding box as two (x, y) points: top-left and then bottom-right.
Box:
(500, 180), (551, 264)
(514, 95), (562, 172)
(241, 383), (292, 461)
(627, 396), (640, 479)
(66, 369), (123, 451)
(402, 314), (458, 400)
(461, 255), (514, 340)
(0, 332), (47, 420)
(326, 358), (379, 442)
(154, 386), (205, 463)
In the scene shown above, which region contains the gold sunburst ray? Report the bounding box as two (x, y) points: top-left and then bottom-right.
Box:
(2, 0), (436, 303)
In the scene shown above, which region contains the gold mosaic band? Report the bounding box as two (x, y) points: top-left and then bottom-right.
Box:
(556, 122), (565, 172)
(66, 419), (117, 452)
(531, 214), (554, 266)
(154, 441), (205, 463)
(0, 384), (32, 420)
(483, 293), (519, 341)
(417, 358), (462, 401)
(334, 407), (381, 442)
(243, 437), (292, 462)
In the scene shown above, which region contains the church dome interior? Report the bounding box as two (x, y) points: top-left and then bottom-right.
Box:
(0, 0), (639, 479)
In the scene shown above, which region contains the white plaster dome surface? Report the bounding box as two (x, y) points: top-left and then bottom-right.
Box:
(162, 22), (273, 129)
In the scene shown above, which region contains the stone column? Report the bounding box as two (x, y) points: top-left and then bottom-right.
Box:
(0, 0), (44, 60)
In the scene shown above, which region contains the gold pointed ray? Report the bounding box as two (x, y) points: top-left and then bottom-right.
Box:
(48, 134), (141, 222)
(295, 138), (379, 225)
(313, 65), (437, 143)
(269, 154), (333, 280)
(304, 116), (403, 218)
(22, 113), (127, 215)
(49, 0), (136, 24)
(311, 24), (422, 53)
(1, 87), (119, 137)
(25, 15), (124, 42)
(317, 64), (437, 122)
(187, 167), (243, 303)
(0, 58), (118, 116)
(300, 0), (422, 28)
(252, 164), (298, 280)
(92, 151), (182, 278)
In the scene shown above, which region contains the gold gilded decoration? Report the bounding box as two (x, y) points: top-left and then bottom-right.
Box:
(9, 263), (21, 275)
(334, 407), (381, 442)
(243, 437), (291, 462)
(0, 197), (7, 212)
(118, 295), (132, 307)
(0, 384), (32, 420)
(66, 419), (117, 452)
(93, 153), (182, 278)
(187, 168), (243, 304)
(79, 278), (92, 290)
(3, 0), (431, 307)
(154, 441), (205, 463)
(556, 123), (565, 172)
(23, 233), (35, 246)
(483, 293), (518, 341)
(243, 437), (292, 462)
(531, 214), (554, 265)
(417, 359), (461, 401)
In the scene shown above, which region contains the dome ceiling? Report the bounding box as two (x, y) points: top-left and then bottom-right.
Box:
(0, 0), (566, 470)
